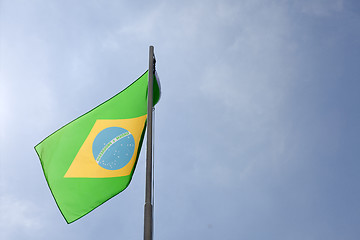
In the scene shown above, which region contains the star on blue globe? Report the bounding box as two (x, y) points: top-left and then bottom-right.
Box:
(92, 127), (135, 170)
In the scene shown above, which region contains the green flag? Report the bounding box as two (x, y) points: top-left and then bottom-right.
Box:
(35, 71), (160, 223)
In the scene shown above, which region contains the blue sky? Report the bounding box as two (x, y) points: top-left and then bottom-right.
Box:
(1, 0), (360, 239)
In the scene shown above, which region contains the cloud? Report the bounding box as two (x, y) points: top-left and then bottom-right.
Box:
(0, 194), (43, 239)
(0, 82), (10, 141)
(297, 0), (344, 16)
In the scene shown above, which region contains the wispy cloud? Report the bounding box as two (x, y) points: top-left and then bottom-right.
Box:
(0, 84), (10, 141)
(0, 194), (43, 239)
(297, 0), (344, 16)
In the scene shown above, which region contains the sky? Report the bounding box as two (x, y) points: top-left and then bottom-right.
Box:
(1, 0), (360, 239)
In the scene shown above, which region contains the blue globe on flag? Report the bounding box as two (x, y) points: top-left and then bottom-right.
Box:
(92, 127), (135, 170)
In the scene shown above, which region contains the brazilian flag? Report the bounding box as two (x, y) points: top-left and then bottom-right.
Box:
(35, 71), (160, 223)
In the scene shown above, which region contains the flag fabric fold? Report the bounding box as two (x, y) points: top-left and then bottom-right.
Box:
(35, 70), (160, 223)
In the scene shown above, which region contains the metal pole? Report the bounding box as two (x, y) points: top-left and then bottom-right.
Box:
(144, 46), (154, 240)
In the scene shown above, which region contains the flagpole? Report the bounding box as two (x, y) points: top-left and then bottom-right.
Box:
(144, 45), (155, 240)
